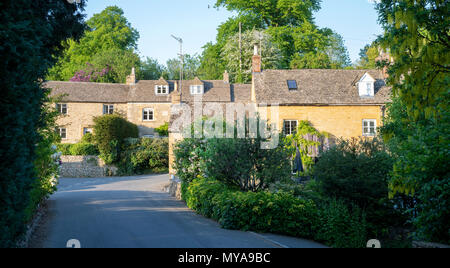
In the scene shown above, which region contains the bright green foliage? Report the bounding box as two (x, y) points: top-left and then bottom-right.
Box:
(56, 143), (99, 156)
(93, 114), (138, 164)
(183, 177), (369, 248)
(313, 137), (399, 235)
(203, 137), (292, 192)
(376, 0), (450, 243)
(173, 138), (207, 186)
(48, 6), (140, 82)
(376, 0), (449, 119)
(155, 123), (169, 137)
(222, 29), (282, 83)
(356, 43), (380, 69)
(197, 42), (227, 80)
(165, 54), (201, 80)
(0, 0), (86, 247)
(89, 48), (141, 83)
(214, 0), (321, 27)
(283, 121), (327, 173)
(118, 138), (169, 175)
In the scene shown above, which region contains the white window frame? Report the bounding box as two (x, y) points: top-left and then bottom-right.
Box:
(155, 85), (169, 95)
(362, 119), (377, 136)
(57, 103), (67, 115)
(366, 82), (373, 96)
(143, 108), (155, 122)
(103, 104), (114, 115)
(190, 85), (204, 95)
(284, 120), (298, 136)
(58, 127), (67, 139)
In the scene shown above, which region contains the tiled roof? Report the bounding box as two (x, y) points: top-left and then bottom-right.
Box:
(231, 84), (252, 103)
(45, 81), (129, 103)
(254, 69), (391, 105)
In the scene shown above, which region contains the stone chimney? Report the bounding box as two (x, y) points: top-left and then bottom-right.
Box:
(171, 81), (181, 104)
(252, 45), (262, 73)
(126, 67), (136, 85)
(376, 49), (394, 80)
(223, 70), (229, 83)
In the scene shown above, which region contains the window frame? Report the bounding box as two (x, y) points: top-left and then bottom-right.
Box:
(287, 80), (298, 91)
(284, 120), (298, 136)
(103, 104), (114, 115)
(155, 85), (169, 95)
(56, 103), (68, 115)
(190, 85), (204, 95)
(83, 127), (93, 136)
(143, 108), (155, 122)
(362, 119), (377, 136)
(58, 127), (67, 139)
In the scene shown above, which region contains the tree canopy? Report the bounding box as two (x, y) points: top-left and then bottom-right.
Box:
(48, 6), (140, 83)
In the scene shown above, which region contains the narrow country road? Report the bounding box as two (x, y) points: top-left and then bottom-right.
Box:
(31, 174), (326, 248)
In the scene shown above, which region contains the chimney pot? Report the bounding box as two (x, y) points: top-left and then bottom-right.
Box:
(223, 70), (229, 83)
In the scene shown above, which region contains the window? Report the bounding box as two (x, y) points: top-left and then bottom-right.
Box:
(287, 80), (298, 90)
(143, 108), (154, 121)
(190, 85), (204, 95)
(366, 82), (373, 96)
(363, 119), (377, 136)
(284, 120), (298, 136)
(57, 128), (67, 139)
(83, 128), (93, 135)
(155, 85), (169, 95)
(56, 104), (67, 115)
(103, 104), (114, 115)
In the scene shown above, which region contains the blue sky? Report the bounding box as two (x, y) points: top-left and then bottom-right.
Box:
(84, 0), (382, 65)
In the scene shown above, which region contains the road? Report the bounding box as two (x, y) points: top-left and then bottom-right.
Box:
(31, 174), (326, 248)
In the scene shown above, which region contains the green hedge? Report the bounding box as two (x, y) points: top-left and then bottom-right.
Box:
(183, 177), (368, 248)
(56, 143), (99, 156)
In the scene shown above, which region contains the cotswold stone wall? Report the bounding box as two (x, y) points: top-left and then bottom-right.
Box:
(60, 156), (118, 178)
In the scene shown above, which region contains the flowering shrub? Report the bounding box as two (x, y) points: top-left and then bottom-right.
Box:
(70, 63), (112, 82)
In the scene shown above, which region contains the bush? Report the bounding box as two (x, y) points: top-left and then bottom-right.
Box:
(56, 143), (99, 156)
(155, 123), (169, 137)
(93, 114), (138, 164)
(173, 138), (207, 185)
(313, 137), (401, 235)
(203, 137), (292, 192)
(315, 199), (368, 248)
(118, 138), (169, 175)
(183, 177), (369, 248)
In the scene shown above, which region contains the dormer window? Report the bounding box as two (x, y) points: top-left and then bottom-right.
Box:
(358, 72), (375, 97)
(155, 85), (169, 95)
(190, 85), (204, 95)
(287, 80), (298, 91)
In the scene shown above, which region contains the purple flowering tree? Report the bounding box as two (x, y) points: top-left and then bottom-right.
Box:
(70, 63), (112, 82)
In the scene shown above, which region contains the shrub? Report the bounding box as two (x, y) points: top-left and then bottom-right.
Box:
(315, 199), (368, 248)
(81, 133), (94, 143)
(184, 177), (370, 248)
(118, 138), (169, 175)
(56, 143), (72, 155)
(155, 122), (169, 137)
(93, 114), (138, 164)
(203, 137), (292, 192)
(173, 138), (207, 185)
(313, 137), (400, 235)
(69, 143), (99, 156)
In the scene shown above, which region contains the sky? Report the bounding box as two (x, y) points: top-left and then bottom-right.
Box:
(83, 0), (383, 65)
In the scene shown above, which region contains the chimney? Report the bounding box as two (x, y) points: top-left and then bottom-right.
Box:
(126, 67), (136, 85)
(376, 49), (394, 80)
(223, 70), (229, 83)
(171, 81), (181, 104)
(252, 45), (261, 73)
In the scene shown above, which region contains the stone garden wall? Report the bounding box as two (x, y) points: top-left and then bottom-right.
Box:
(60, 156), (118, 178)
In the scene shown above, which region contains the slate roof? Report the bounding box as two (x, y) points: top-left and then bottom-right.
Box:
(254, 69), (391, 105)
(231, 84), (252, 102)
(45, 81), (129, 103)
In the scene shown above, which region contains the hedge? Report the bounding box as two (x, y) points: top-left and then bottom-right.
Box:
(183, 177), (368, 248)
(56, 143), (99, 156)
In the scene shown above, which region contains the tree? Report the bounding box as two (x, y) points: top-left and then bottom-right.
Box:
(141, 57), (165, 80)
(197, 42), (226, 80)
(165, 54), (200, 80)
(48, 6), (140, 82)
(355, 43), (379, 69)
(222, 29), (282, 83)
(0, 0), (86, 247)
(376, 0), (450, 243)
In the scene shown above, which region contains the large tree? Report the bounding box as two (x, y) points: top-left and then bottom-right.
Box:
(165, 54), (201, 80)
(0, 0), (86, 247)
(377, 0), (449, 243)
(48, 6), (140, 82)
